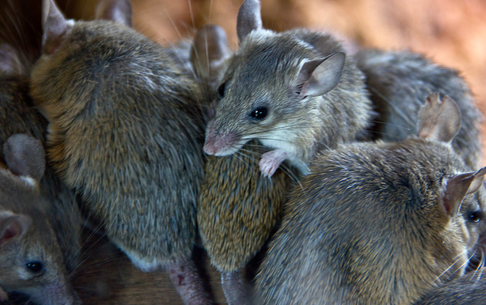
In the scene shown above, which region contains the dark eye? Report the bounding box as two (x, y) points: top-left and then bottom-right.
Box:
(248, 107), (268, 120)
(26, 262), (43, 273)
(467, 210), (482, 223)
(218, 82), (226, 98)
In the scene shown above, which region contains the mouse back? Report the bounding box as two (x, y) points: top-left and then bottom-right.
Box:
(255, 93), (486, 305)
(355, 48), (482, 169)
(0, 134), (77, 305)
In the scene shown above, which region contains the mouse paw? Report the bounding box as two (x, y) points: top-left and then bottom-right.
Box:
(0, 286), (7, 301)
(260, 150), (288, 177)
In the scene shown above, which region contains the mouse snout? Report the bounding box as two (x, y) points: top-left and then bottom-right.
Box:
(203, 131), (241, 156)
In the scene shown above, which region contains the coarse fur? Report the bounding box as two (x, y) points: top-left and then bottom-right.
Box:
(191, 24), (292, 305)
(255, 94), (486, 304)
(0, 44), (81, 303)
(0, 134), (79, 305)
(414, 272), (486, 304)
(356, 48), (482, 168)
(203, 0), (373, 177)
(30, 1), (205, 271)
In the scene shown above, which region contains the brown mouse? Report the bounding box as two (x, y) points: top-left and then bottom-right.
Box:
(255, 93), (486, 304)
(202, 0), (373, 177)
(0, 134), (79, 305)
(190, 24), (292, 305)
(30, 0), (211, 303)
(0, 43), (81, 304)
(355, 48), (482, 168)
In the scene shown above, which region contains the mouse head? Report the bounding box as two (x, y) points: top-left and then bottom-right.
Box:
(0, 134), (78, 304)
(203, 0), (346, 156)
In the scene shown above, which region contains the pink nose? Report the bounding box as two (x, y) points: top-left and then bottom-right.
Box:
(203, 140), (217, 155)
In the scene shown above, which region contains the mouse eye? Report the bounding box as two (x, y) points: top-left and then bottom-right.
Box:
(248, 107), (268, 120)
(218, 82), (226, 98)
(467, 210), (482, 223)
(26, 262), (44, 274)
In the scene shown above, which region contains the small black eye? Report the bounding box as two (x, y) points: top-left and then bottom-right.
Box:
(467, 210), (482, 223)
(218, 82), (226, 98)
(248, 107), (268, 120)
(26, 262), (43, 273)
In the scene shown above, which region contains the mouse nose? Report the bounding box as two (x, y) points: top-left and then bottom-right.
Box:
(203, 139), (218, 155)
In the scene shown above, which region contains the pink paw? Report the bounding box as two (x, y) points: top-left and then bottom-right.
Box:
(259, 150), (287, 177)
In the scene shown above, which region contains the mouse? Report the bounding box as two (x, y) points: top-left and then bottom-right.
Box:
(355, 48), (483, 169)
(30, 0), (211, 304)
(202, 0), (373, 178)
(254, 92), (486, 304)
(190, 24), (292, 305)
(0, 43), (81, 304)
(0, 134), (79, 305)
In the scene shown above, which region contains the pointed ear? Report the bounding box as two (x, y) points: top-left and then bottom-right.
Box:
(418, 93), (461, 143)
(42, 0), (71, 55)
(443, 167), (486, 216)
(3, 134), (46, 182)
(237, 0), (262, 43)
(95, 0), (132, 27)
(0, 43), (22, 75)
(0, 212), (31, 246)
(294, 52), (345, 98)
(190, 24), (232, 81)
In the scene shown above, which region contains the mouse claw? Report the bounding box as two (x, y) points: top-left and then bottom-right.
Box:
(259, 149), (287, 177)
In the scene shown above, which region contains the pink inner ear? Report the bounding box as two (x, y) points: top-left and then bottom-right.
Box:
(0, 221), (20, 246)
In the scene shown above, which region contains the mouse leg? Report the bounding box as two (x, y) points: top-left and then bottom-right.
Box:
(221, 271), (250, 305)
(168, 258), (212, 305)
(259, 149), (288, 177)
(0, 286), (7, 301)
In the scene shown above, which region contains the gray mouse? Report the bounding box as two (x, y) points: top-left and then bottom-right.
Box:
(30, 0), (211, 303)
(254, 93), (486, 304)
(190, 24), (292, 305)
(355, 48), (482, 169)
(0, 43), (81, 304)
(202, 0), (373, 177)
(0, 134), (79, 305)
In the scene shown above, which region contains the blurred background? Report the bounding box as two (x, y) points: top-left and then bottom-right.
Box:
(1, 0), (486, 151)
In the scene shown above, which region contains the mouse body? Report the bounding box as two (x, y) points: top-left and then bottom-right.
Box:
(0, 43), (81, 304)
(202, 0), (373, 177)
(190, 24), (292, 305)
(356, 48), (482, 168)
(30, 0), (210, 303)
(255, 93), (486, 304)
(0, 134), (79, 305)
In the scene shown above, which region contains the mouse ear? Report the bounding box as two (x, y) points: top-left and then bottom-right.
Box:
(237, 0), (262, 43)
(293, 52), (345, 98)
(190, 24), (232, 81)
(0, 211), (32, 247)
(3, 134), (46, 183)
(95, 0), (132, 27)
(443, 167), (486, 216)
(417, 93), (461, 143)
(42, 0), (71, 55)
(0, 43), (22, 75)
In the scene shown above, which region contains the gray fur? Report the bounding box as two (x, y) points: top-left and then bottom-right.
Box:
(0, 50), (81, 302)
(356, 48), (483, 169)
(31, 10), (204, 273)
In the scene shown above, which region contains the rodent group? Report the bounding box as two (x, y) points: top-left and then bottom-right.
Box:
(0, 0), (485, 304)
